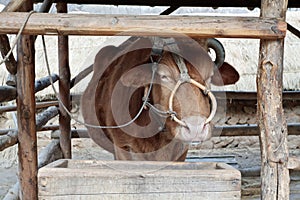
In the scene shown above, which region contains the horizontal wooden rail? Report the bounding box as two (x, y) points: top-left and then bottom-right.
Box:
(50, 123), (300, 139)
(214, 91), (300, 100)
(0, 12), (286, 39)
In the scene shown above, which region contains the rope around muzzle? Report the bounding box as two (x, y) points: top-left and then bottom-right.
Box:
(159, 38), (217, 126)
(168, 77), (217, 126)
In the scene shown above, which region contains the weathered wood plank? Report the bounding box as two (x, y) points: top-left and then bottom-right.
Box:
(257, 0), (289, 199)
(0, 13), (286, 39)
(38, 160), (241, 199)
(38, 192), (241, 200)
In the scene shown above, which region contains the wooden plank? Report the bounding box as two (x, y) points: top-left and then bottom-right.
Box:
(57, 2), (72, 159)
(38, 192), (241, 200)
(0, 13), (286, 39)
(31, 0), (300, 8)
(257, 0), (289, 199)
(38, 160), (241, 199)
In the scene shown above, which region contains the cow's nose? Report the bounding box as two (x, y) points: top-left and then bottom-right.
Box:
(175, 116), (211, 143)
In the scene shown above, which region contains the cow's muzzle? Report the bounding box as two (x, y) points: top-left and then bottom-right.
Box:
(168, 76), (217, 127)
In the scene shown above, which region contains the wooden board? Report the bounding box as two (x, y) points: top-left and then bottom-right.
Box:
(38, 159), (241, 199)
(0, 13), (286, 39)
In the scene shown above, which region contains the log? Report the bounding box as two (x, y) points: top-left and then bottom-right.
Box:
(0, 0), (54, 83)
(0, 13), (286, 39)
(35, 73), (59, 93)
(258, 0), (289, 199)
(0, 86), (17, 102)
(0, 74), (59, 103)
(0, 106), (58, 151)
(70, 64), (93, 88)
(0, 0), (27, 76)
(0, 35), (17, 75)
(4, 139), (63, 200)
(6, 73), (17, 87)
(16, 1), (38, 199)
(38, 139), (63, 168)
(57, 2), (72, 159)
(2, 0), (26, 12)
(214, 91), (300, 101)
(38, 0), (55, 13)
(0, 101), (58, 113)
(50, 123), (300, 139)
(0, 130), (18, 151)
(35, 106), (59, 128)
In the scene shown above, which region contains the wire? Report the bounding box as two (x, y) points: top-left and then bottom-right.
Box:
(42, 35), (157, 129)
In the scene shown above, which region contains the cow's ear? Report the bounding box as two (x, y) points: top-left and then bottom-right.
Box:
(121, 64), (152, 88)
(211, 62), (240, 86)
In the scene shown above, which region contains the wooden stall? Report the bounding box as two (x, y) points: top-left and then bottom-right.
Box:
(0, 0), (299, 199)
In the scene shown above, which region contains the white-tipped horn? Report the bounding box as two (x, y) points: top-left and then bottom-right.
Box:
(207, 38), (225, 69)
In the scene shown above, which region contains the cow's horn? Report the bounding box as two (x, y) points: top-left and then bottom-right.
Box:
(207, 38), (225, 69)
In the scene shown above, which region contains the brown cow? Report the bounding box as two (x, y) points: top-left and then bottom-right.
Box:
(82, 37), (239, 161)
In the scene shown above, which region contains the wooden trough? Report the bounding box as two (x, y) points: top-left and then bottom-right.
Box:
(38, 159), (241, 199)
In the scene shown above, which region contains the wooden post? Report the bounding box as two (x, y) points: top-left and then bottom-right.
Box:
(16, 1), (38, 199)
(57, 3), (72, 158)
(257, 0), (289, 199)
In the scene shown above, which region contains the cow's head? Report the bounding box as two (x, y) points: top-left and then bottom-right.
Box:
(121, 38), (239, 144)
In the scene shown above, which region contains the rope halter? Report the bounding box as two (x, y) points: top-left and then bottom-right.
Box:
(148, 37), (217, 126)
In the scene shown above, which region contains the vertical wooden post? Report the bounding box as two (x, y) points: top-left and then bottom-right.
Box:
(57, 3), (72, 158)
(16, 1), (38, 199)
(257, 0), (289, 199)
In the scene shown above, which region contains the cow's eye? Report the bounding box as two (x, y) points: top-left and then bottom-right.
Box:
(161, 75), (169, 80)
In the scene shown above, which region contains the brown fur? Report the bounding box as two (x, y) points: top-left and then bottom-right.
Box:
(82, 37), (239, 161)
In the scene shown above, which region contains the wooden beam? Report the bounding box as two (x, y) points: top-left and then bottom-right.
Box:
(34, 73), (59, 93)
(257, 0), (289, 199)
(49, 123), (300, 139)
(0, 13), (286, 39)
(16, 1), (38, 199)
(57, 2), (72, 159)
(215, 91), (300, 100)
(0, 106), (58, 152)
(0, 74), (59, 103)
